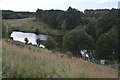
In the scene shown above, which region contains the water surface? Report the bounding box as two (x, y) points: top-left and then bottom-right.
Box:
(10, 31), (49, 48)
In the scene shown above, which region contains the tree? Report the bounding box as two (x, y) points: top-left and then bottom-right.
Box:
(61, 20), (67, 30)
(35, 9), (43, 20)
(36, 38), (41, 47)
(118, 9), (120, 62)
(96, 27), (118, 60)
(60, 20), (67, 35)
(24, 38), (29, 44)
(96, 9), (118, 36)
(85, 18), (97, 42)
(35, 28), (39, 35)
(35, 7), (84, 30)
(45, 37), (56, 49)
(64, 7), (83, 29)
(63, 29), (95, 57)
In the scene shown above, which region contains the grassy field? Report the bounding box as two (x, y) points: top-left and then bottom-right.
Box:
(4, 18), (69, 36)
(2, 39), (118, 78)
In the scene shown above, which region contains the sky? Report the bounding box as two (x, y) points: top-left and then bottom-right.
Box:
(0, 0), (119, 12)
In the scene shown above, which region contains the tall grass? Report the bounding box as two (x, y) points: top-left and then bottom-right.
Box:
(79, 70), (89, 78)
(0, 40), (2, 79)
(2, 41), (70, 78)
(2, 39), (118, 78)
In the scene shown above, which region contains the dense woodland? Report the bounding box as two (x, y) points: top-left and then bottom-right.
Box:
(35, 7), (119, 61)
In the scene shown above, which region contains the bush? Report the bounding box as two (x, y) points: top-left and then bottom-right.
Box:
(36, 38), (41, 47)
(45, 37), (57, 50)
(35, 28), (40, 35)
(24, 38), (29, 44)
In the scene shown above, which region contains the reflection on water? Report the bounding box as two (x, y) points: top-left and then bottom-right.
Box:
(10, 31), (48, 48)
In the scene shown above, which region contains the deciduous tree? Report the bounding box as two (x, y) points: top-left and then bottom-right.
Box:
(63, 29), (95, 57)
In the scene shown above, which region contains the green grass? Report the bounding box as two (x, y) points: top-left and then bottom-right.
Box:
(4, 18), (69, 36)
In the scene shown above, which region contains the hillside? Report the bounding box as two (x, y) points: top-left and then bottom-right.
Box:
(2, 39), (118, 78)
(4, 18), (69, 36)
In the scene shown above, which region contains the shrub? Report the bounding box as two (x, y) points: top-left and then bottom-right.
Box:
(45, 37), (56, 50)
(24, 38), (29, 44)
(36, 38), (41, 47)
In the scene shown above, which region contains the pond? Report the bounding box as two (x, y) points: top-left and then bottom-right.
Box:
(10, 31), (49, 48)
(10, 31), (93, 58)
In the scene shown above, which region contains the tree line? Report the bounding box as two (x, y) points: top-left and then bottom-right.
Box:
(35, 7), (118, 61)
(2, 10), (34, 19)
(35, 7), (87, 29)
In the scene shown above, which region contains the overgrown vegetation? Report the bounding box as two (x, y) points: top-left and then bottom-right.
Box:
(3, 7), (119, 74)
(2, 40), (71, 78)
(44, 37), (57, 50)
(35, 7), (118, 61)
(2, 40), (118, 78)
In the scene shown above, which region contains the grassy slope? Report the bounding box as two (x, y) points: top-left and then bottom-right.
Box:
(0, 40), (2, 78)
(4, 18), (69, 36)
(2, 39), (118, 78)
